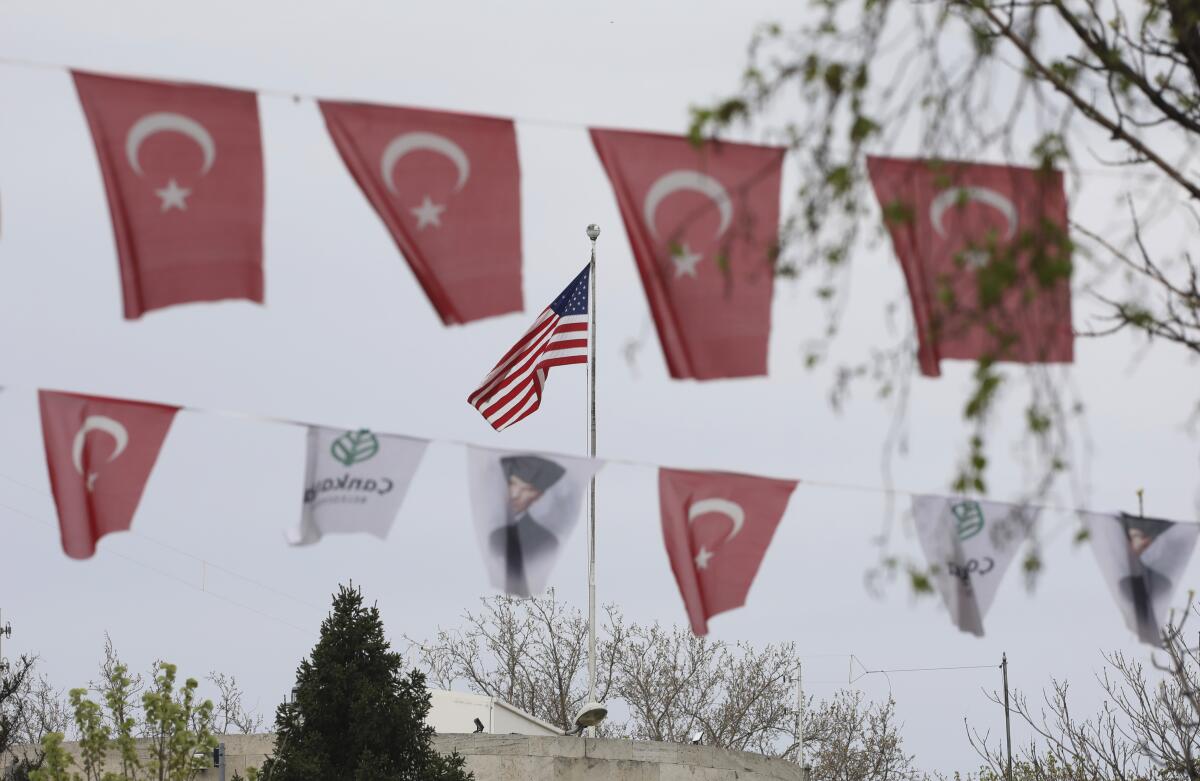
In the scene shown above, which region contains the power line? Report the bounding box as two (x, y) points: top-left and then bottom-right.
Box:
(0, 383), (1148, 524)
(849, 653), (996, 684)
(0, 497), (316, 636)
(0, 469), (321, 611)
(860, 664), (997, 675)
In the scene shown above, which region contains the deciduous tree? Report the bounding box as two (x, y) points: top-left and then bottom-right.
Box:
(2, 657), (67, 781)
(690, 0), (1200, 552)
(969, 607), (1200, 780)
(413, 591), (918, 780)
(30, 657), (216, 781)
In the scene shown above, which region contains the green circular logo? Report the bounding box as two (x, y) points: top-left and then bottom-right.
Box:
(951, 501), (985, 540)
(331, 429), (380, 466)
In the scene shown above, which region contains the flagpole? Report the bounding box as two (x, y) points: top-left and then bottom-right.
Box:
(586, 223), (600, 719)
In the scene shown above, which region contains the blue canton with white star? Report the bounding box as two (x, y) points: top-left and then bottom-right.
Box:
(549, 266), (590, 316)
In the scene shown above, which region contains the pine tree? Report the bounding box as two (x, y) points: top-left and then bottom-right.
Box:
(261, 584), (471, 781)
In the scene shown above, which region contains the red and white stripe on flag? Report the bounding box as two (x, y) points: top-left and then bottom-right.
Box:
(468, 266), (590, 431)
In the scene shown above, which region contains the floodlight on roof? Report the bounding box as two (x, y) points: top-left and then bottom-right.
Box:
(573, 701), (607, 732)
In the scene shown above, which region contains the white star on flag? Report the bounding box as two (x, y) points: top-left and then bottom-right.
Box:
(671, 244), (702, 278)
(155, 179), (191, 212)
(694, 546), (714, 569)
(410, 196), (446, 229)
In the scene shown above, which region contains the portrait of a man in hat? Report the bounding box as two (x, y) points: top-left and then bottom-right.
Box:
(489, 454), (566, 596)
(1118, 513), (1175, 645)
(1083, 509), (1198, 648)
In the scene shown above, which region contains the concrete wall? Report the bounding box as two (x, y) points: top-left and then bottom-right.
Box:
(3, 734), (275, 781)
(434, 734), (808, 781)
(15, 733), (807, 781)
(204, 734), (272, 779)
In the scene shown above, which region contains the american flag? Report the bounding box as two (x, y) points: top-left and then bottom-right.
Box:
(468, 265), (590, 431)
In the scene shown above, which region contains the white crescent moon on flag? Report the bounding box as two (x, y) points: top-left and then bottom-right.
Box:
(380, 132), (471, 195)
(125, 113), (217, 176)
(643, 170), (733, 240)
(72, 415), (129, 490)
(688, 497), (745, 543)
(929, 186), (1018, 240)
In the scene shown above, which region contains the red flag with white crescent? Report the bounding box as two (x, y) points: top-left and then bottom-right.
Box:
(320, 101), (523, 324)
(659, 468), (797, 635)
(39, 390), (178, 559)
(591, 129), (785, 379)
(866, 156), (1073, 377)
(72, 72), (264, 319)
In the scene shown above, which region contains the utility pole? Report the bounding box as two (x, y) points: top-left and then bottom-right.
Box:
(1002, 653), (1013, 781)
(795, 662), (806, 771)
(0, 609), (12, 675)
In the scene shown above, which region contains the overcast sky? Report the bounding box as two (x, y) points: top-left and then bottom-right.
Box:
(1, 1), (1198, 775)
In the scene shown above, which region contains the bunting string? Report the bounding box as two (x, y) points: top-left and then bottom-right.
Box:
(0, 445), (1066, 643)
(3, 385), (1191, 644)
(0, 487), (1030, 675)
(0, 382), (1150, 520)
(0, 54), (1173, 180)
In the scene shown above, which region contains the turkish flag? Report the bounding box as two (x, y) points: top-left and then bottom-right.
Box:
(320, 102), (522, 324)
(39, 390), (178, 559)
(591, 129), (785, 379)
(72, 72), (264, 319)
(866, 156), (1073, 377)
(659, 468), (797, 634)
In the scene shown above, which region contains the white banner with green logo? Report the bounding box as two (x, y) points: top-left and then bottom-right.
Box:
(288, 427), (429, 545)
(913, 495), (1038, 636)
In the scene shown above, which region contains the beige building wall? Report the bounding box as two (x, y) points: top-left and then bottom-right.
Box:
(15, 733), (807, 781)
(434, 734), (809, 781)
(4, 734), (273, 781)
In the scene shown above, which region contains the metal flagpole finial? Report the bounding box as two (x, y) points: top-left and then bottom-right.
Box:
(587, 224), (601, 241)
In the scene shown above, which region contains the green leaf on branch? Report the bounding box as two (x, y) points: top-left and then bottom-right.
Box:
(882, 199), (915, 225)
(909, 568), (934, 594)
(964, 364), (1004, 421)
(824, 62), (846, 95)
(850, 115), (880, 143)
(1026, 405), (1051, 435)
(826, 165), (854, 195)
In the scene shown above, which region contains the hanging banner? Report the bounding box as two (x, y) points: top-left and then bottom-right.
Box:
(320, 101), (522, 324)
(466, 445), (602, 597)
(590, 128), (784, 380)
(1082, 511), (1199, 647)
(913, 495), (1037, 636)
(288, 427), (429, 546)
(660, 468), (797, 635)
(39, 389), (179, 559)
(72, 71), (264, 319)
(866, 156), (1073, 377)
